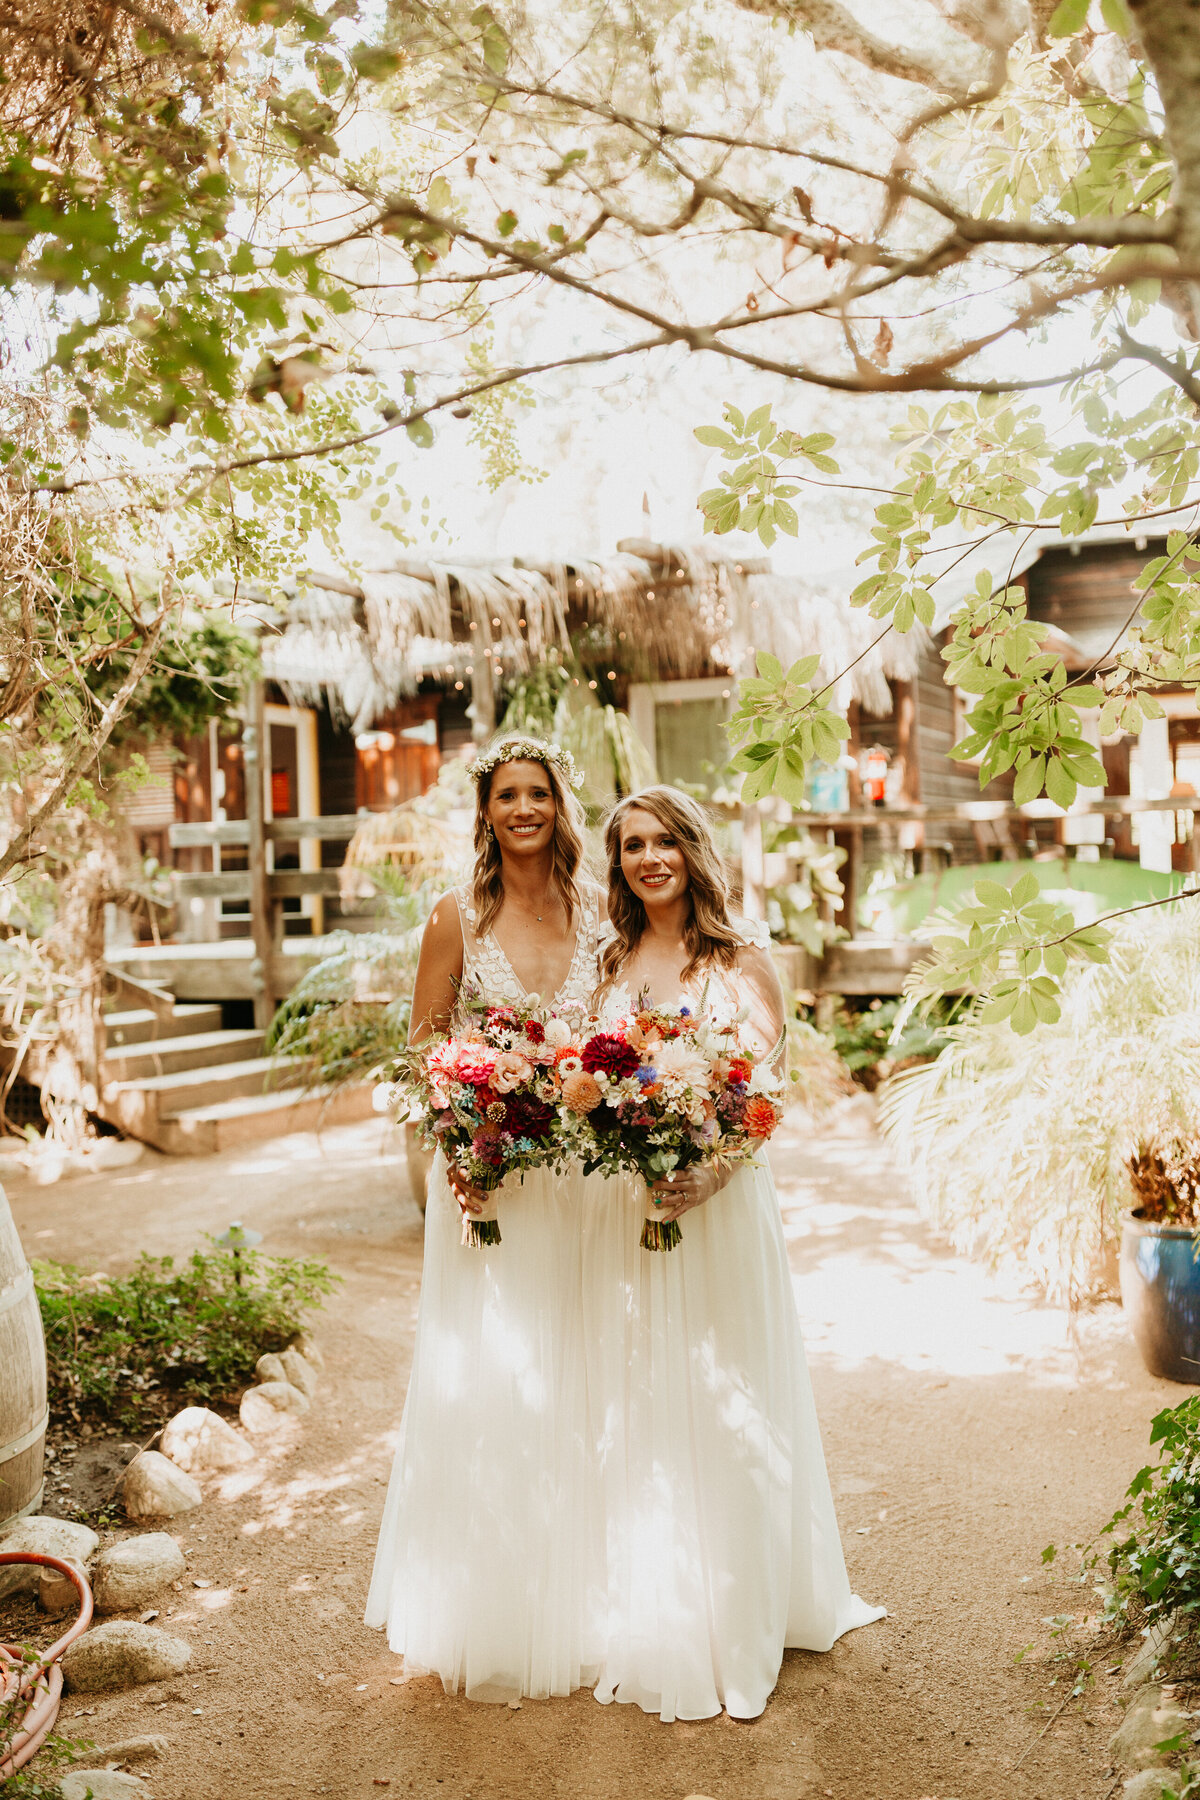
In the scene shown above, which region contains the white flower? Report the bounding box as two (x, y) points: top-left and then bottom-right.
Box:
(655, 1038), (711, 1089)
(544, 1017), (572, 1049)
(557, 1054), (583, 1076)
(747, 1061), (783, 1096)
(372, 1082), (398, 1114)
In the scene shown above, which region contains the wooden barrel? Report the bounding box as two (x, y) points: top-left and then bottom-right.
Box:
(0, 1184), (47, 1528)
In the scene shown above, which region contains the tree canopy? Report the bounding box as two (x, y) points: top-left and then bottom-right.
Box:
(5, 0), (1200, 1022)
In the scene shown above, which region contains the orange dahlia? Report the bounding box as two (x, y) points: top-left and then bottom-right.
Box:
(562, 1070), (603, 1115)
(744, 1096), (780, 1138)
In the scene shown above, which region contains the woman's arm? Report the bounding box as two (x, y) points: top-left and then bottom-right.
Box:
(406, 894), (488, 1216)
(408, 891), (465, 1047)
(650, 947), (786, 1224)
(735, 943), (787, 1068)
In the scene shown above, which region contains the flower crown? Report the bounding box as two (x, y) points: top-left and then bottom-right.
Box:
(469, 734), (584, 791)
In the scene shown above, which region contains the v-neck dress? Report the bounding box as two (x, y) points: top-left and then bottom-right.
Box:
(365, 883), (605, 1702)
(582, 922), (884, 1720)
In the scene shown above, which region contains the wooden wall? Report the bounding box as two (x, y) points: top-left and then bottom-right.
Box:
(1025, 540), (1162, 637)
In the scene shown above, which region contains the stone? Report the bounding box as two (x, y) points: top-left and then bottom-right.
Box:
(0, 1516), (99, 1601)
(121, 1451), (201, 1520)
(62, 1621), (191, 1693)
(97, 1735), (168, 1766)
(1122, 1615), (1179, 1691)
(278, 1347), (318, 1398)
(254, 1352), (287, 1384)
(1109, 1685), (1189, 1770)
(239, 1382), (309, 1434)
(59, 1772), (150, 1800)
(288, 1332), (325, 1372)
(91, 1534), (186, 1615)
(1123, 1773), (1182, 1800)
(38, 1557), (88, 1616)
(160, 1406), (254, 1474)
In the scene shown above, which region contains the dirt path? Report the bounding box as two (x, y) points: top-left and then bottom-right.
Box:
(7, 1113), (1185, 1800)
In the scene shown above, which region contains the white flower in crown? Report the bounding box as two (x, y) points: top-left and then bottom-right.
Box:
(468, 733), (584, 791)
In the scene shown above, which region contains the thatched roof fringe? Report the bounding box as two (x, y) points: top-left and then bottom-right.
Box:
(260, 542), (919, 729)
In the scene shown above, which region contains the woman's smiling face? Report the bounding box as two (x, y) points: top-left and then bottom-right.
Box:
(485, 759), (557, 856)
(619, 806), (689, 908)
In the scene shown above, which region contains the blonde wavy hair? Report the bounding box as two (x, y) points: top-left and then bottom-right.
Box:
(600, 785), (742, 987)
(471, 739), (586, 936)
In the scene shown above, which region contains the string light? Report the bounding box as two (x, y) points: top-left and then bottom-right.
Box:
(588, 679), (597, 689)
(606, 670), (616, 679)
(454, 680), (464, 690)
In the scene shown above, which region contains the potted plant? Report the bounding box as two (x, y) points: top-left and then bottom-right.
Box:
(1121, 1138), (1200, 1384)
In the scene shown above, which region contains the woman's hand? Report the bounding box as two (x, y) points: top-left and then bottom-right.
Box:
(446, 1162), (488, 1216)
(650, 1162), (728, 1223)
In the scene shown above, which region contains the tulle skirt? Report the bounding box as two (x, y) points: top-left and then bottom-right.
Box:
(581, 1157), (885, 1722)
(365, 1151), (604, 1701)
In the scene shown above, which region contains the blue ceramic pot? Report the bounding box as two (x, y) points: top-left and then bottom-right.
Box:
(1120, 1212), (1200, 1383)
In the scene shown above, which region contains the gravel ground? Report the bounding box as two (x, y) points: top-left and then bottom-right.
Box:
(5, 1110), (1188, 1800)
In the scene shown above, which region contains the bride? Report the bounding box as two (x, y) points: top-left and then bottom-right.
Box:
(365, 734), (605, 1702)
(585, 784), (884, 1722)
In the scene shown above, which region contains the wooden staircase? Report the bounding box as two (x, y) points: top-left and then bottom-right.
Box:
(97, 981), (373, 1155)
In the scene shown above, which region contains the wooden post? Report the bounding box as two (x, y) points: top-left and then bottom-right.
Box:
(471, 640), (496, 744)
(243, 681), (275, 1030)
(740, 801), (766, 919)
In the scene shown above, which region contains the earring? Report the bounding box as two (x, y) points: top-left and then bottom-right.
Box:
(485, 822), (495, 841)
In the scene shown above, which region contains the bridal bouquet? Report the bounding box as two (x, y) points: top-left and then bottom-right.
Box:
(561, 1004), (784, 1251)
(377, 989), (584, 1247)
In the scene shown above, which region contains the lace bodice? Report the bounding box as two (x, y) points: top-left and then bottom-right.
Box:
(454, 882), (602, 1013)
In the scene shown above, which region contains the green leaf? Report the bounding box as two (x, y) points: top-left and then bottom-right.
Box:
(406, 417), (434, 448)
(1045, 756), (1077, 810)
(1099, 0), (1133, 34)
(1012, 755), (1046, 807)
(694, 426), (738, 450)
(756, 652), (783, 682)
(1047, 0), (1088, 32)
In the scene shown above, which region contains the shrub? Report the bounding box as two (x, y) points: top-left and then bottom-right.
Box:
(35, 1244), (338, 1430)
(879, 905), (1200, 1302)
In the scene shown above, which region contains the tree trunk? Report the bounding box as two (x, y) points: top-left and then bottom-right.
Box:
(1130, 0), (1200, 259)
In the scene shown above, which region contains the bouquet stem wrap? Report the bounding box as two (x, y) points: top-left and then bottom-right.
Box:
(460, 1171), (503, 1249)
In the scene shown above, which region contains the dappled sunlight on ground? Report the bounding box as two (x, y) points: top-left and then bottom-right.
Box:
(770, 1123), (1126, 1386)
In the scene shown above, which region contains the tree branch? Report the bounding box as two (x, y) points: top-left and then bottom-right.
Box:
(0, 573), (176, 886)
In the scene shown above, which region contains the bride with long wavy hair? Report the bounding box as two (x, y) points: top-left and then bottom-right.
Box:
(366, 734), (606, 1703)
(585, 784), (883, 1722)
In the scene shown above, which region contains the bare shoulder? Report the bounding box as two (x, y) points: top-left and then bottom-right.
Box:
(422, 887), (465, 948)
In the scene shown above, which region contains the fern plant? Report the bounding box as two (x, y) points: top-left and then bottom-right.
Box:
(879, 904), (1200, 1303)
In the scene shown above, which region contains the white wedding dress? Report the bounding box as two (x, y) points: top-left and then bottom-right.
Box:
(365, 882), (606, 1701)
(368, 898), (881, 1717)
(583, 924), (884, 1721)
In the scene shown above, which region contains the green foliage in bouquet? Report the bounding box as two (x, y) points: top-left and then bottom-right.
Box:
(35, 1244), (337, 1428)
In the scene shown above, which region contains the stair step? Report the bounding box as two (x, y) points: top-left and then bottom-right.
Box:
(157, 1082), (375, 1154)
(102, 1005), (223, 1047)
(102, 1028), (263, 1080)
(110, 1055), (311, 1117)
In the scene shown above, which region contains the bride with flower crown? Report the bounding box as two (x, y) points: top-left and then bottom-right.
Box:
(367, 741), (881, 1719)
(365, 734), (607, 1701)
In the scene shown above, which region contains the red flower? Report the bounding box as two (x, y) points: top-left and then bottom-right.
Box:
(581, 1032), (641, 1081)
(728, 1059), (751, 1085)
(499, 1092), (555, 1138)
(523, 1019), (546, 1044)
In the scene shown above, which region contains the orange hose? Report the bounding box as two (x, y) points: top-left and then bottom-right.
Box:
(0, 1552), (94, 1780)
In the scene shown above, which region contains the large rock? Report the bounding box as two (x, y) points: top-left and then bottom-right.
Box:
(38, 1557), (88, 1616)
(278, 1347), (318, 1398)
(288, 1332), (325, 1372)
(239, 1382), (309, 1434)
(1123, 1773), (1181, 1799)
(160, 1406), (254, 1474)
(1123, 1615), (1179, 1692)
(91, 1534), (186, 1615)
(0, 1516), (99, 1601)
(59, 1773), (150, 1800)
(121, 1451), (201, 1520)
(1109, 1685), (1189, 1770)
(97, 1736), (168, 1766)
(62, 1620), (191, 1693)
(254, 1352), (287, 1385)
